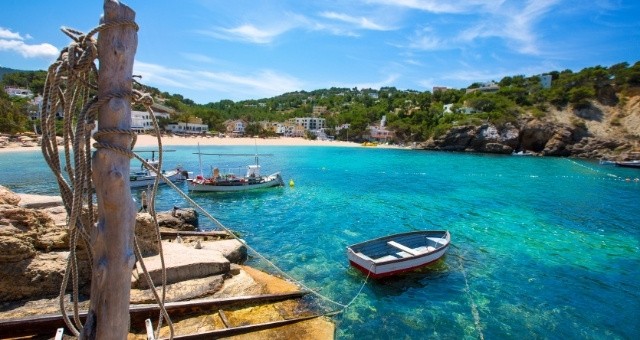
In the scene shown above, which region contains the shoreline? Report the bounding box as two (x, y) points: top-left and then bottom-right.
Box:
(0, 134), (406, 154)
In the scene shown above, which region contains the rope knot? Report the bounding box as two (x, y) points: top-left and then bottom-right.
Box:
(135, 92), (154, 108)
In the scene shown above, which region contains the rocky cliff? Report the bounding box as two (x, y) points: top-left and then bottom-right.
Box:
(419, 93), (640, 160)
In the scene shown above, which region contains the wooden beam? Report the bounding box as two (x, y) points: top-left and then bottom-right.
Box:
(163, 314), (323, 340)
(83, 1), (138, 339)
(159, 230), (231, 239)
(0, 292), (308, 338)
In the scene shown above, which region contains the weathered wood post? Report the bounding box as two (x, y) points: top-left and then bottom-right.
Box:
(82, 0), (137, 338)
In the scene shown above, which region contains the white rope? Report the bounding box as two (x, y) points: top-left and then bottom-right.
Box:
(451, 247), (484, 340)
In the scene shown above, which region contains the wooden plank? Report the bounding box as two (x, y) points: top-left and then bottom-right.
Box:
(159, 230), (230, 238)
(0, 291), (308, 338)
(387, 241), (419, 256)
(163, 314), (322, 340)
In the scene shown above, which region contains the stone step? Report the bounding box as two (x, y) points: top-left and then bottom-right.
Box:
(133, 241), (230, 289)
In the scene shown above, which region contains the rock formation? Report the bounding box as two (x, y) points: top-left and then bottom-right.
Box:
(0, 186), (245, 303)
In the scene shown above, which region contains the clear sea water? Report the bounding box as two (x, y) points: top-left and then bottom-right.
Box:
(1, 146), (639, 339)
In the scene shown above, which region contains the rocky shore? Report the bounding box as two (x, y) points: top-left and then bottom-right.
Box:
(417, 98), (640, 160)
(0, 185), (334, 338)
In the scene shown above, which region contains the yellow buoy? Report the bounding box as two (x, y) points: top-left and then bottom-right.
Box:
(289, 179), (295, 187)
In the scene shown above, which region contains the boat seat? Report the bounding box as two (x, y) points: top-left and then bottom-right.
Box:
(387, 241), (419, 256)
(373, 255), (399, 263)
(355, 252), (374, 261)
(413, 246), (428, 254)
(426, 237), (444, 247)
(395, 251), (413, 258)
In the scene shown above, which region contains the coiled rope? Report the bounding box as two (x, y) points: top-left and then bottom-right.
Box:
(40, 22), (174, 339)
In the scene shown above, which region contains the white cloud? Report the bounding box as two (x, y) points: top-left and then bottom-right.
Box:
(392, 0), (560, 55)
(363, 0), (505, 14)
(319, 11), (394, 31)
(133, 61), (303, 102)
(0, 27), (23, 40)
(180, 53), (217, 64)
(197, 23), (290, 44)
(458, 0), (560, 54)
(0, 27), (58, 59)
(407, 27), (444, 50)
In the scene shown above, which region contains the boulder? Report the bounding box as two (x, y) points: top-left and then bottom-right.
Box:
(0, 188), (92, 302)
(0, 185), (21, 205)
(133, 241), (231, 289)
(16, 193), (63, 209)
(519, 119), (557, 152)
(158, 207), (198, 230)
(135, 208), (200, 257)
(542, 127), (574, 156)
(0, 251), (91, 302)
(425, 123), (519, 154)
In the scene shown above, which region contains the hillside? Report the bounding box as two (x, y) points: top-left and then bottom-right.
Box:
(0, 67), (21, 81)
(2, 61), (639, 160)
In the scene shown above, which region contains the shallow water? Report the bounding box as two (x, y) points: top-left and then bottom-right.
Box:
(1, 146), (639, 339)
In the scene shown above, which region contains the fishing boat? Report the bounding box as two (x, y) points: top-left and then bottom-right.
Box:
(187, 150), (284, 192)
(346, 230), (450, 279)
(130, 164), (188, 188)
(615, 160), (640, 168)
(130, 150), (189, 188)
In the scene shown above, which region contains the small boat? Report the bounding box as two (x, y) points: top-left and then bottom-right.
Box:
(130, 160), (188, 188)
(187, 149), (284, 192)
(512, 150), (534, 156)
(615, 160), (640, 168)
(130, 150), (189, 188)
(599, 159), (616, 165)
(346, 230), (450, 279)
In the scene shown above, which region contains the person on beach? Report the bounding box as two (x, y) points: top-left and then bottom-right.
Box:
(139, 191), (148, 212)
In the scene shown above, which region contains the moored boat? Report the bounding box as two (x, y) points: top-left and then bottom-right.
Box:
(615, 160), (640, 168)
(346, 230), (450, 279)
(187, 165), (284, 192)
(512, 150), (534, 156)
(187, 149), (284, 192)
(130, 165), (189, 188)
(131, 150), (189, 188)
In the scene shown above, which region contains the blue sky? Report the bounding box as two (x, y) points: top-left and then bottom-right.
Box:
(1, 0), (639, 104)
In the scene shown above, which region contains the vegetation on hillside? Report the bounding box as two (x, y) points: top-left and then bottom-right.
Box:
(1, 62), (639, 142)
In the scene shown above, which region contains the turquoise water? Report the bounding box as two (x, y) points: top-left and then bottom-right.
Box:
(1, 146), (639, 339)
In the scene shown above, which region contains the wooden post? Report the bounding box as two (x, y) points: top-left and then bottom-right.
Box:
(82, 1), (137, 338)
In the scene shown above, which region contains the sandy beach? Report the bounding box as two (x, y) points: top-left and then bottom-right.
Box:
(0, 134), (405, 154)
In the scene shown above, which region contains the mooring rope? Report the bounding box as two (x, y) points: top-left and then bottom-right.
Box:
(158, 175), (372, 312)
(450, 245), (484, 340)
(40, 22), (174, 339)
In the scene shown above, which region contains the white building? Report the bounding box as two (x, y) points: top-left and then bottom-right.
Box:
(131, 110), (153, 133)
(4, 87), (33, 98)
(287, 117), (326, 131)
(131, 110), (177, 133)
(165, 121), (208, 134)
(224, 120), (246, 137)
